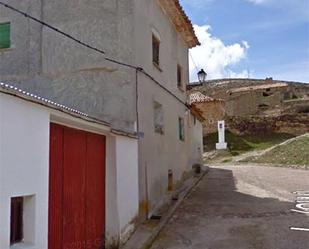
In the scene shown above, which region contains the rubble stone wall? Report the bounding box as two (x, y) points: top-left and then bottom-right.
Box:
(227, 114), (309, 136)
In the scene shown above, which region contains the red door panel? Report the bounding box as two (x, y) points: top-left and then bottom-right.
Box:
(49, 124), (106, 249)
(86, 133), (106, 249)
(63, 128), (87, 249)
(49, 124), (64, 249)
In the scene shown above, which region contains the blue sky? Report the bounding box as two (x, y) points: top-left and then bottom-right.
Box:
(180, 0), (309, 83)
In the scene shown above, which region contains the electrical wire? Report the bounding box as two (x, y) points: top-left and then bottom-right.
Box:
(189, 51), (199, 74)
(0, 1), (189, 108)
(0, 1), (106, 55)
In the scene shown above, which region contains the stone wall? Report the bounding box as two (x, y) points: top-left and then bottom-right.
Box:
(188, 78), (309, 98)
(227, 114), (309, 136)
(188, 78), (309, 136)
(193, 101), (225, 135)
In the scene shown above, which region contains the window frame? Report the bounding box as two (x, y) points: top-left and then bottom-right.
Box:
(177, 64), (183, 90)
(152, 34), (160, 68)
(153, 101), (164, 135)
(0, 22), (11, 49)
(10, 197), (24, 245)
(178, 117), (185, 141)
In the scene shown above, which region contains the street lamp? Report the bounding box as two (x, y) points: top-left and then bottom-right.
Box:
(197, 69), (207, 84)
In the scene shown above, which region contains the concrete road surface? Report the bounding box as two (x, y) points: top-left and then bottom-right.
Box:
(150, 165), (309, 249)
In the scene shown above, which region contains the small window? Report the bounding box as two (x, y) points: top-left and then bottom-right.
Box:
(178, 117), (185, 141)
(0, 22), (11, 49)
(193, 116), (197, 125)
(11, 197), (23, 245)
(154, 101), (164, 134)
(152, 35), (160, 66)
(177, 65), (183, 89)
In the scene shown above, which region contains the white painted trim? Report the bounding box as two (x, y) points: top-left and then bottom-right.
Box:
(151, 27), (161, 41)
(50, 112), (111, 137)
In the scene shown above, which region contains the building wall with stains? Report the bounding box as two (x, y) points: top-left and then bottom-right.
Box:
(0, 0), (203, 223)
(133, 0), (202, 217)
(0, 0), (136, 132)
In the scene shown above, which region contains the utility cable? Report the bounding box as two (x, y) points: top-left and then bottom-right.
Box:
(0, 1), (106, 55)
(189, 51), (199, 74)
(0, 1), (189, 108)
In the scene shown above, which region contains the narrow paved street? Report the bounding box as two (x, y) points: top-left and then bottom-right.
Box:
(150, 165), (309, 249)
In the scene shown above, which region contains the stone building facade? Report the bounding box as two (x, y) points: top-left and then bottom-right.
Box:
(188, 78), (309, 136)
(189, 91), (225, 135)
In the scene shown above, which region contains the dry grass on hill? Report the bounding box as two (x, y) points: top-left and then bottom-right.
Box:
(251, 134), (309, 169)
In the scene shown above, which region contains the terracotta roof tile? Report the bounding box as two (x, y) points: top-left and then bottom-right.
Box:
(157, 0), (200, 48)
(189, 92), (215, 104)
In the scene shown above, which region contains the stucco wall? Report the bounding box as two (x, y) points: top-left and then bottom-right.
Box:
(187, 115), (203, 167)
(0, 92), (139, 249)
(0, 93), (50, 249)
(1, 0), (203, 224)
(137, 74), (190, 216)
(0, 0), (137, 132)
(133, 0), (202, 217)
(115, 136), (139, 244)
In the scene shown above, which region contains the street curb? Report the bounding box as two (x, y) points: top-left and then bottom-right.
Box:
(140, 168), (208, 249)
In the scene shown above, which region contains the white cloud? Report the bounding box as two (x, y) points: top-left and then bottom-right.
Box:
(189, 25), (250, 81)
(247, 0), (268, 4)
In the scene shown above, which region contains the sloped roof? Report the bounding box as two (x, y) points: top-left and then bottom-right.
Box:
(157, 0), (200, 48)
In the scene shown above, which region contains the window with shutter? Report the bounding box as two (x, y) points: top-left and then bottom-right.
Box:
(0, 22), (11, 49)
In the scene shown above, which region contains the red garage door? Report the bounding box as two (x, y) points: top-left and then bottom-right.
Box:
(49, 123), (106, 249)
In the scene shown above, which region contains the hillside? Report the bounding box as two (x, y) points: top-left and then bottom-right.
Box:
(248, 134), (309, 169)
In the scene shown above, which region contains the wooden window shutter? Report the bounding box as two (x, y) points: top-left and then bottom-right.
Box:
(0, 22), (11, 49)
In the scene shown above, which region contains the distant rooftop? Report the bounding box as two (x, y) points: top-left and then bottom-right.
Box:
(189, 91), (223, 104)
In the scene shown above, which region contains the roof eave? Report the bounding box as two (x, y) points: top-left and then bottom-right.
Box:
(157, 0), (200, 48)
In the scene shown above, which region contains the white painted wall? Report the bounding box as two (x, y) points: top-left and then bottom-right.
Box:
(133, 0), (203, 216)
(0, 92), (139, 249)
(115, 136), (139, 243)
(188, 115), (204, 167)
(0, 94), (50, 249)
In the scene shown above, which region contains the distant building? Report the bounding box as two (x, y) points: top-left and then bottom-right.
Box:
(189, 92), (225, 135)
(188, 78), (309, 136)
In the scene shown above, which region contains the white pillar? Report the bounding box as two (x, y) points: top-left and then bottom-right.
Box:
(216, 121), (227, 150)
